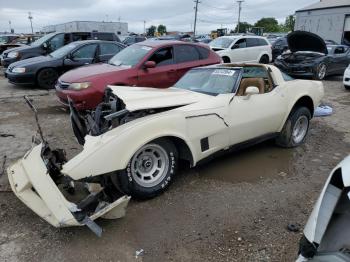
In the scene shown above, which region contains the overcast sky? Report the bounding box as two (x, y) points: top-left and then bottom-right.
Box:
(0, 0), (316, 34)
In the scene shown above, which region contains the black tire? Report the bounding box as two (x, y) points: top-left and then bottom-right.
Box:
(116, 138), (178, 200)
(345, 85), (350, 90)
(222, 56), (231, 63)
(275, 107), (311, 148)
(259, 55), (269, 64)
(313, 63), (327, 80)
(37, 68), (58, 89)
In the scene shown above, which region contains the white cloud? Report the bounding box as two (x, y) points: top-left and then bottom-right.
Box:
(0, 0), (316, 34)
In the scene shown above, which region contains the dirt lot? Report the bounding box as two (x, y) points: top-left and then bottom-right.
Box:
(0, 68), (349, 262)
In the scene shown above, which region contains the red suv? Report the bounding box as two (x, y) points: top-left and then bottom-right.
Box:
(55, 40), (221, 110)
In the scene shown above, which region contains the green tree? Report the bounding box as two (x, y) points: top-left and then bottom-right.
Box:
(147, 25), (157, 36)
(284, 15), (295, 32)
(233, 22), (253, 33)
(254, 17), (280, 32)
(157, 24), (167, 35)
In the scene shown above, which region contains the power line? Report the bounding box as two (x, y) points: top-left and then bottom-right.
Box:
(200, 1), (234, 11)
(236, 0), (244, 33)
(193, 0), (201, 36)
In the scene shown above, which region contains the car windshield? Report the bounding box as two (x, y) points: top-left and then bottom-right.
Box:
(209, 37), (235, 48)
(0, 36), (9, 44)
(50, 43), (78, 58)
(109, 44), (152, 67)
(174, 68), (240, 95)
(30, 33), (56, 47)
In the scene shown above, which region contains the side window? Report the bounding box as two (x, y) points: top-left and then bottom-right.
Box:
(258, 39), (268, 46)
(334, 46), (345, 54)
(47, 33), (65, 51)
(246, 38), (259, 47)
(100, 43), (121, 55)
(240, 66), (274, 93)
(72, 44), (97, 60)
(94, 33), (114, 41)
(196, 46), (210, 59)
(235, 38), (247, 48)
(175, 45), (200, 63)
(148, 47), (174, 66)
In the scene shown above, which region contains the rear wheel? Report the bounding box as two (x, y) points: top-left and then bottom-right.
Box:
(314, 63), (327, 80)
(222, 56), (231, 63)
(37, 68), (58, 89)
(259, 55), (269, 64)
(345, 85), (350, 90)
(276, 107), (311, 148)
(116, 138), (178, 199)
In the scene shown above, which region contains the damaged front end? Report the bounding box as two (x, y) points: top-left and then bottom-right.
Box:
(7, 97), (130, 236)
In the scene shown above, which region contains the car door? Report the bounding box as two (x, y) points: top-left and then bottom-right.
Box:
(230, 38), (248, 63)
(98, 43), (122, 62)
(227, 67), (288, 145)
(64, 43), (98, 71)
(246, 38), (260, 62)
(137, 46), (177, 88)
(333, 46), (350, 73)
(173, 44), (202, 80)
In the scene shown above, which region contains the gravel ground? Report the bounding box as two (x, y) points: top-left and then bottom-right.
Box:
(0, 70), (349, 262)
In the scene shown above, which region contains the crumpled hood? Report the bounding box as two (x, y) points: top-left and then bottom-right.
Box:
(109, 85), (209, 112)
(287, 31), (328, 54)
(59, 63), (131, 82)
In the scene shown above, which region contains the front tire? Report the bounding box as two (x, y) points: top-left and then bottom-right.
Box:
(345, 85), (350, 90)
(313, 63), (327, 80)
(259, 55), (269, 64)
(222, 56), (231, 63)
(276, 107), (311, 148)
(37, 68), (58, 89)
(117, 138), (178, 199)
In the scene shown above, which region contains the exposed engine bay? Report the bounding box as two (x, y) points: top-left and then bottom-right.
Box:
(70, 88), (177, 145)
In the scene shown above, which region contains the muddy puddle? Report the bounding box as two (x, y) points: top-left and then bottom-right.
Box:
(196, 141), (294, 184)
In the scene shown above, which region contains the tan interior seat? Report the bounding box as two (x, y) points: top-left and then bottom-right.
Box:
(237, 78), (265, 96)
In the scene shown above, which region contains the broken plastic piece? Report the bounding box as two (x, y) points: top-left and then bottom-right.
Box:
(81, 216), (103, 237)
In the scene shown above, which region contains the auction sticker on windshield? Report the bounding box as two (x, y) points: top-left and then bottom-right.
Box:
(212, 69), (236, 76)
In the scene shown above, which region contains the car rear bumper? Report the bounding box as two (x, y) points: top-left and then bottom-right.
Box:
(5, 70), (36, 86)
(7, 143), (130, 229)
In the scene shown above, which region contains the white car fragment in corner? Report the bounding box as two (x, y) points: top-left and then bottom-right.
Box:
(297, 156), (350, 261)
(8, 63), (324, 233)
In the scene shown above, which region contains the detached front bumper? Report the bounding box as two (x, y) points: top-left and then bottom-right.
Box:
(8, 144), (130, 231)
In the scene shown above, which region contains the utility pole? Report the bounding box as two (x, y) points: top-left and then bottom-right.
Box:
(236, 0), (244, 33)
(28, 12), (34, 34)
(144, 20), (146, 35)
(8, 20), (12, 33)
(193, 0), (200, 37)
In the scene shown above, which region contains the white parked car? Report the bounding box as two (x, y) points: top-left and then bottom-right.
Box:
(209, 35), (272, 64)
(297, 156), (350, 262)
(343, 64), (350, 90)
(8, 64), (324, 234)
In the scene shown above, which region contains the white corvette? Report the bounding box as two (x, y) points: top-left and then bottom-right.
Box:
(8, 64), (324, 233)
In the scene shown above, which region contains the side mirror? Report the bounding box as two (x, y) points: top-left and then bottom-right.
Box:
(144, 61), (156, 69)
(245, 86), (260, 96)
(42, 42), (48, 49)
(232, 44), (240, 49)
(64, 57), (75, 65)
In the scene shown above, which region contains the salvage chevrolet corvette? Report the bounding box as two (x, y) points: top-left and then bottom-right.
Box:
(8, 64), (324, 233)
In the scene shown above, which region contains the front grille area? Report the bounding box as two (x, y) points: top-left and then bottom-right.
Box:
(57, 80), (70, 89)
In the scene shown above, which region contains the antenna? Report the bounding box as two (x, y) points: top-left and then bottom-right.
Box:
(24, 96), (46, 143)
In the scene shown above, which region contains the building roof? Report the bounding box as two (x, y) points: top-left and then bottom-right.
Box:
(296, 0), (350, 12)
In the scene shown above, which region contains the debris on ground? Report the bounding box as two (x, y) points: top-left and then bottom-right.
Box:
(0, 133), (15, 138)
(135, 249), (145, 258)
(314, 105), (333, 117)
(287, 223), (301, 232)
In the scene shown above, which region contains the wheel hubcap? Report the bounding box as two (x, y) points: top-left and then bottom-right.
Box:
(130, 144), (169, 188)
(318, 64), (326, 79)
(292, 116), (308, 144)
